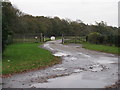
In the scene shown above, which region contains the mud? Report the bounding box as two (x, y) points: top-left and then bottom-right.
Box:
(2, 40), (119, 88)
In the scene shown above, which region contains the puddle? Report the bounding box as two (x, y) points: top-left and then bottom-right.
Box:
(97, 57), (118, 64)
(78, 53), (91, 58)
(70, 57), (77, 60)
(97, 60), (115, 64)
(73, 69), (84, 73)
(30, 73), (109, 88)
(88, 64), (105, 72)
(63, 56), (77, 62)
(44, 44), (54, 50)
(53, 52), (69, 57)
(53, 68), (67, 71)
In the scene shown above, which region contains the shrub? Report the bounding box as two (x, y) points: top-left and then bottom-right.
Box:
(88, 32), (102, 44)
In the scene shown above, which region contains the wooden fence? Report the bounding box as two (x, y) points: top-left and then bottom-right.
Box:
(62, 35), (86, 44)
(11, 33), (48, 43)
(11, 33), (86, 44)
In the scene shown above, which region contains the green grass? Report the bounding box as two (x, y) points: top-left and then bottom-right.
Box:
(63, 38), (119, 54)
(3, 43), (60, 75)
(82, 42), (120, 54)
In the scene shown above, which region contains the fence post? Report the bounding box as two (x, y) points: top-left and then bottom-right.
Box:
(62, 34), (64, 44)
(79, 36), (81, 43)
(23, 34), (25, 43)
(43, 36), (45, 42)
(75, 35), (77, 44)
(40, 33), (43, 42)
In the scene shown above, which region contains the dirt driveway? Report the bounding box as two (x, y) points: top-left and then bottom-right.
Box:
(3, 40), (119, 88)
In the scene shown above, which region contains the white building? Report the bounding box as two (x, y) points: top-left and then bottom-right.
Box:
(51, 36), (55, 40)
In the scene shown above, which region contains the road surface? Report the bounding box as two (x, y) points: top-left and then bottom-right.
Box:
(3, 40), (119, 88)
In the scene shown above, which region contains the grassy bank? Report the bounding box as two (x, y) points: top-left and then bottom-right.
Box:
(82, 42), (120, 54)
(3, 43), (60, 75)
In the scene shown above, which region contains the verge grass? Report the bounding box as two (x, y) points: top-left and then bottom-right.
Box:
(82, 42), (120, 55)
(2, 43), (60, 75)
(64, 38), (119, 54)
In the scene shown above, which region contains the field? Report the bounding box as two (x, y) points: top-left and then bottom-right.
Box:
(2, 43), (60, 75)
(82, 42), (120, 54)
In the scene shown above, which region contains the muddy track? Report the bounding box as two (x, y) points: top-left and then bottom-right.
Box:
(2, 40), (119, 88)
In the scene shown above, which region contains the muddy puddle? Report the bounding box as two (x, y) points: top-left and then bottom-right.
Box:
(53, 52), (69, 57)
(30, 73), (114, 88)
(96, 57), (118, 64)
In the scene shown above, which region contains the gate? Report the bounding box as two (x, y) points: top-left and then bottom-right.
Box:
(62, 34), (86, 44)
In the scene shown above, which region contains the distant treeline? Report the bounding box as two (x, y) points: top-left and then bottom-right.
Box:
(2, 1), (120, 52)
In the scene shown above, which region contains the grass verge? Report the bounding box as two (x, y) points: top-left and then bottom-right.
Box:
(2, 43), (60, 76)
(82, 42), (120, 55)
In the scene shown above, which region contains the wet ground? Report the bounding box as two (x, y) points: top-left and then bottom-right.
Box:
(2, 40), (119, 88)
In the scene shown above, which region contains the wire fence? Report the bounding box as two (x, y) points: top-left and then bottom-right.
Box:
(10, 33), (49, 43)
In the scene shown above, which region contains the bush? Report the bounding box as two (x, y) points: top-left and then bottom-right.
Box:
(88, 32), (102, 44)
(114, 35), (120, 47)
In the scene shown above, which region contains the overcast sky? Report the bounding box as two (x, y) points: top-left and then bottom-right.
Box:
(9, 0), (119, 27)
